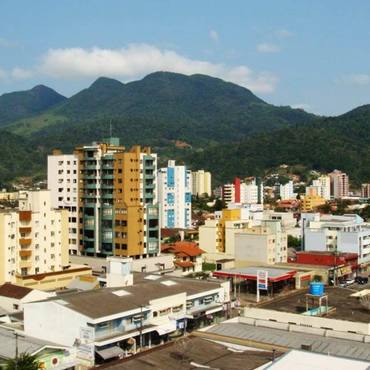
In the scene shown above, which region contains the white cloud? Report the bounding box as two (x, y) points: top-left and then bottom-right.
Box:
(11, 67), (33, 80)
(291, 103), (310, 111)
(256, 43), (280, 53)
(209, 30), (219, 42)
(275, 29), (293, 38)
(20, 44), (278, 93)
(341, 74), (370, 86)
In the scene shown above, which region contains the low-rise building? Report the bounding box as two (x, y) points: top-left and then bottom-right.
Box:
(304, 213), (370, 269)
(24, 276), (230, 366)
(161, 241), (204, 275)
(234, 220), (288, 265)
(0, 283), (52, 313)
(301, 194), (326, 212)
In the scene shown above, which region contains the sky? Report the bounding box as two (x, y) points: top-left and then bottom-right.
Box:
(0, 1), (370, 115)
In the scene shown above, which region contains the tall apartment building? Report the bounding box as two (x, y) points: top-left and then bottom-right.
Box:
(361, 183), (370, 198)
(312, 175), (331, 200)
(0, 190), (69, 285)
(75, 139), (160, 258)
(329, 170), (349, 199)
(240, 178), (264, 204)
(192, 170), (212, 197)
(48, 151), (79, 255)
(222, 177), (263, 205)
(158, 160), (192, 229)
(279, 180), (296, 200)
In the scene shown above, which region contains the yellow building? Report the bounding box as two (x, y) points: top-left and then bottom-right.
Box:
(199, 208), (250, 262)
(301, 194), (326, 212)
(75, 139), (160, 258)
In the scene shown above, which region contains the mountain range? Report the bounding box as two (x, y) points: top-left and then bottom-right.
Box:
(0, 71), (369, 187)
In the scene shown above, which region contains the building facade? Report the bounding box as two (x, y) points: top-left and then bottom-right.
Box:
(312, 175), (331, 200)
(75, 139), (160, 258)
(0, 190), (69, 285)
(234, 220), (288, 265)
(361, 183), (370, 198)
(329, 170), (349, 199)
(158, 160), (192, 229)
(304, 213), (370, 267)
(279, 181), (296, 200)
(192, 170), (211, 197)
(47, 151), (79, 254)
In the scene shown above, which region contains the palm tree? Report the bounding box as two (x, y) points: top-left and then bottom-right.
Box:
(5, 353), (39, 370)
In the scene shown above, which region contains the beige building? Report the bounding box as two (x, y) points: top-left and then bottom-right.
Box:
(192, 170), (212, 197)
(329, 170), (349, 199)
(199, 208), (250, 263)
(234, 220), (287, 265)
(0, 190), (69, 285)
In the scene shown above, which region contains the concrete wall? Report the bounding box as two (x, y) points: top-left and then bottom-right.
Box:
(243, 307), (370, 336)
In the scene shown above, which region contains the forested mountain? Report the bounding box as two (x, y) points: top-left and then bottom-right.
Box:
(5, 72), (316, 143)
(186, 105), (370, 185)
(0, 72), (369, 186)
(0, 85), (66, 126)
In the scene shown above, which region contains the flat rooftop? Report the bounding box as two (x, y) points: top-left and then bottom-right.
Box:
(205, 322), (370, 361)
(97, 336), (276, 370)
(261, 287), (370, 324)
(213, 267), (296, 282)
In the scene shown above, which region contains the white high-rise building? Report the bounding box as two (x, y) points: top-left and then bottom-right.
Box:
(0, 190), (69, 285)
(192, 170), (212, 197)
(312, 175), (331, 200)
(158, 160), (192, 229)
(47, 151), (79, 255)
(279, 181), (296, 200)
(240, 180), (263, 204)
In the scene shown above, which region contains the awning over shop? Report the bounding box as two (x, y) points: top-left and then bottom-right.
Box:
(95, 346), (124, 360)
(154, 321), (177, 335)
(205, 306), (223, 315)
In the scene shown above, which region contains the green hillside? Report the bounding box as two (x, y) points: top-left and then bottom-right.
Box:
(0, 85), (66, 126)
(186, 105), (370, 185)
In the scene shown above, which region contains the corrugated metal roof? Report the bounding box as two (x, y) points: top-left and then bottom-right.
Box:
(206, 323), (370, 361)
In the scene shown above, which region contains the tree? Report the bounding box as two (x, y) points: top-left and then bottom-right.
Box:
(5, 353), (39, 370)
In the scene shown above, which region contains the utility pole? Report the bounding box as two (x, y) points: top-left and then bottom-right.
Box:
(139, 305), (143, 351)
(15, 332), (19, 370)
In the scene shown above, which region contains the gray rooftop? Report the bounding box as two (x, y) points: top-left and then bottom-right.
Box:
(42, 276), (223, 319)
(206, 322), (370, 361)
(0, 327), (64, 359)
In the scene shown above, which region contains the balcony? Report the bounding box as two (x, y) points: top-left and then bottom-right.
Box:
(19, 250), (32, 258)
(85, 183), (98, 190)
(19, 260), (32, 269)
(19, 211), (32, 222)
(19, 238), (32, 247)
(19, 227), (32, 234)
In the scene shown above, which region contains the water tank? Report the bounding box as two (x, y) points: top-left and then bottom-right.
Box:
(309, 282), (324, 296)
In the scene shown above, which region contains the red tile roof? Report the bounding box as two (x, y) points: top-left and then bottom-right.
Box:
(161, 241), (205, 257)
(0, 283), (33, 299)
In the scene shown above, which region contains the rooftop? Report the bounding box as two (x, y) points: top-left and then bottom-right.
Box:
(205, 322), (370, 361)
(261, 287), (370, 324)
(161, 241), (205, 257)
(0, 283), (33, 299)
(97, 336), (275, 370)
(41, 276), (223, 319)
(0, 327), (65, 359)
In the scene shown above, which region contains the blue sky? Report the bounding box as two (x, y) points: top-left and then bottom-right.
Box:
(0, 0), (370, 115)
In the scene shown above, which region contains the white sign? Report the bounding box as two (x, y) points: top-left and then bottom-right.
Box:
(257, 270), (268, 290)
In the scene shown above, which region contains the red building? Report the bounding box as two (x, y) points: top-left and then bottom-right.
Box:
(295, 251), (358, 268)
